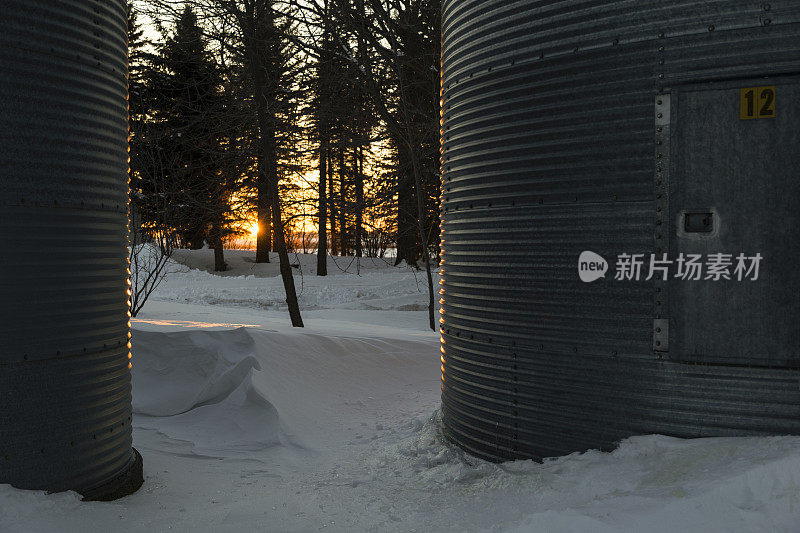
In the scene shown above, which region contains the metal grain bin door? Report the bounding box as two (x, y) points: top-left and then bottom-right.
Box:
(668, 77), (800, 367)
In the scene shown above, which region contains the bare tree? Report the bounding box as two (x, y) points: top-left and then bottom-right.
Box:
(295, 0), (440, 330)
(129, 200), (179, 317)
(128, 1), (178, 316)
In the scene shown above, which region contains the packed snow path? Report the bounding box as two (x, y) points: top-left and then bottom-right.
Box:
(2, 251), (800, 532)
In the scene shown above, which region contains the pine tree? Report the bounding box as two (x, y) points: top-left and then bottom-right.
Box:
(146, 6), (238, 271)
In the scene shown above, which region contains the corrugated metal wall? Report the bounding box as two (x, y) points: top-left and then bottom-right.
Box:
(440, 0), (800, 461)
(0, 0), (142, 498)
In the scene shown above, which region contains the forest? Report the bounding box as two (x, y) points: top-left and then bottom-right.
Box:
(128, 0), (440, 327)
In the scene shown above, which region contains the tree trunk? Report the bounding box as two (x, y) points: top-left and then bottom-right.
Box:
(255, 155), (272, 263)
(269, 177), (303, 326)
(242, 7), (303, 327)
(355, 146), (363, 258)
(210, 220), (227, 272)
(338, 148), (347, 256)
(396, 56), (436, 330)
(395, 166), (418, 266)
(213, 243), (226, 272)
(186, 223), (205, 250)
(317, 136), (328, 276)
(272, 212), (281, 251)
(409, 145), (436, 331)
(328, 151), (337, 256)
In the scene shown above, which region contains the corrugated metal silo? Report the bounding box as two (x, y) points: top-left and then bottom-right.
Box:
(0, 0), (143, 498)
(440, 0), (800, 461)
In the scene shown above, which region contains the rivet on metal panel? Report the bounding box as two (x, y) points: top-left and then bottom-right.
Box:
(655, 95), (670, 126)
(653, 319), (669, 352)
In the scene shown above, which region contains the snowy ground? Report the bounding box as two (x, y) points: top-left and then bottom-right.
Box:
(3, 249), (800, 532)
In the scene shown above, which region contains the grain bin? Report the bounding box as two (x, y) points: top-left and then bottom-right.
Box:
(440, 0), (800, 461)
(0, 0), (143, 498)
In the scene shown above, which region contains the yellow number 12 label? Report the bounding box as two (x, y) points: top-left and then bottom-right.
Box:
(740, 86), (775, 119)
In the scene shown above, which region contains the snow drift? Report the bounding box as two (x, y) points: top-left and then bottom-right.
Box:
(132, 328), (284, 456)
(132, 327), (262, 417)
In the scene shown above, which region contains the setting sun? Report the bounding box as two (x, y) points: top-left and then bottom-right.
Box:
(249, 222), (259, 236)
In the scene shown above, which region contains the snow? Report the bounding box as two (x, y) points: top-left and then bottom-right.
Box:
(2, 249), (800, 532)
